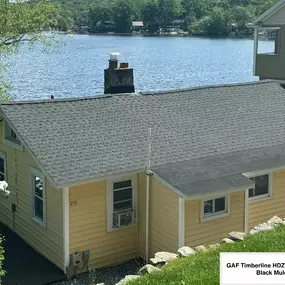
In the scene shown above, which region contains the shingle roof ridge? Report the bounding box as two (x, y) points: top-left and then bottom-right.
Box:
(139, 79), (276, 96)
(0, 80), (277, 106)
(0, 94), (115, 106)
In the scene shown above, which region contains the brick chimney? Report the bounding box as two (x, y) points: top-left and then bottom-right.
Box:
(104, 52), (135, 94)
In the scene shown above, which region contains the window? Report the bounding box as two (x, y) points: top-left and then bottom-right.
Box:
(202, 196), (228, 220)
(107, 176), (137, 231)
(30, 168), (46, 226)
(0, 152), (5, 181)
(4, 121), (22, 149)
(248, 174), (270, 200)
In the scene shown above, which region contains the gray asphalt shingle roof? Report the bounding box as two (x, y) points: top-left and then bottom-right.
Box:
(152, 144), (285, 197)
(1, 80), (285, 191)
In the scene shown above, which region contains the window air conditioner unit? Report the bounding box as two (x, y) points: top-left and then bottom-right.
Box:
(114, 209), (134, 227)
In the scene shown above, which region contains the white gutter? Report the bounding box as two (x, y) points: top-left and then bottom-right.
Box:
(178, 197), (185, 248)
(145, 128), (152, 262)
(63, 187), (69, 273)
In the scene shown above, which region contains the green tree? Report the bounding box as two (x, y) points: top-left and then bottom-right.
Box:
(142, 0), (160, 33)
(158, 0), (181, 28)
(54, 8), (74, 32)
(0, 0), (58, 99)
(113, 0), (137, 33)
(206, 7), (232, 35)
(87, 4), (113, 32)
(0, 0), (57, 54)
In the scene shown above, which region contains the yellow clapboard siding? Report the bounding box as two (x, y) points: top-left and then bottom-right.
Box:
(0, 121), (64, 270)
(69, 178), (139, 270)
(149, 177), (179, 257)
(185, 191), (245, 247)
(248, 169), (285, 229)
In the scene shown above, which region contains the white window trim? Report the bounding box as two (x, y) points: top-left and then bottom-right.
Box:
(30, 167), (46, 228)
(200, 194), (230, 222)
(244, 170), (272, 203)
(3, 121), (23, 151)
(106, 174), (138, 232)
(0, 151), (7, 181)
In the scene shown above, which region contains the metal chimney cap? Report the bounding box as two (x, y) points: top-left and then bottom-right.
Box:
(110, 52), (120, 61)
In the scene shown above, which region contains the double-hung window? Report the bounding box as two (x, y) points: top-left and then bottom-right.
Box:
(202, 196), (229, 220)
(248, 174), (270, 200)
(107, 176), (137, 231)
(0, 152), (6, 181)
(30, 168), (46, 226)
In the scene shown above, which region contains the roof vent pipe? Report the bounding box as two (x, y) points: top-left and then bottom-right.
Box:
(109, 52), (120, 69)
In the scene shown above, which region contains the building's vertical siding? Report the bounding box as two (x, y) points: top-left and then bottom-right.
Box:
(69, 179), (139, 269)
(184, 191), (245, 247)
(149, 177), (179, 257)
(263, 7), (285, 25)
(0, 121), (64, 270)
(255, 26), (285, 79)
(138, 173), (146, 259)
(248, 169), (285, 229)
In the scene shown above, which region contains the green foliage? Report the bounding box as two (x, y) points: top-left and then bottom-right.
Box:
(0, 235), (4, 279)
(0, 0), (58, 54)
(129, 226), (285, 285)
(87, 4), (113, 31)
(158, 0), (182, 28)
(51, 0), (279, 36)
(142, 0), (160, 33)
(0, 0), (58, 100)
(113, 0), (137, 33)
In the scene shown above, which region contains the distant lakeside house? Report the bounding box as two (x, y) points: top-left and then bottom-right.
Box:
(0, 0), (285, 277)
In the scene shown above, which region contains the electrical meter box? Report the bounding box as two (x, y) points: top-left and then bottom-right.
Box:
(71, 252), (83, 266)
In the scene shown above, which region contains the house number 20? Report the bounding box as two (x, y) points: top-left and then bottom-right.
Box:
(70, 200), (77, 206)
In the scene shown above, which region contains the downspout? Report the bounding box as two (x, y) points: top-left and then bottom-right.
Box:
(145, 128), (152, 262)
(63, 187), (70, 274)
(244, 189), (249, 233)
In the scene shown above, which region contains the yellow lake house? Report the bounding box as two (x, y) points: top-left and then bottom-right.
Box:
(1, 1), (285, 277)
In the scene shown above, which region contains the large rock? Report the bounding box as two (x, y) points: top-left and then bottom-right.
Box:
(177, 246), (195, 257)
(139, 264), (161, 275)
(208, 243), (220, 249)
(250, 223), (274, 235)
(267, 216), (283, 226)
(194, 245), (207, 252)
(115, 275), (139, 285)
(222, 238), (235, 244)
(227, 231), (247, 241)
(150, 252), (178, 267)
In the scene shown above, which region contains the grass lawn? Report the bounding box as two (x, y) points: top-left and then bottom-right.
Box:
(129, 226), (285, 285)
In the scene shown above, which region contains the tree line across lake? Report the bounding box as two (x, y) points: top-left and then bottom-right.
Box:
(53, 0), (278, 36)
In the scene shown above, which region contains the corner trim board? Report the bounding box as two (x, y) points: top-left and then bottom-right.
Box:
(178, 197), (185, 248)
(244, 189), (248, 233)
(63, 187), (69, 273)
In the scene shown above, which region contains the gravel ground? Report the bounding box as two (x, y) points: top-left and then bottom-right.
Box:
(52, 259), (143, 285)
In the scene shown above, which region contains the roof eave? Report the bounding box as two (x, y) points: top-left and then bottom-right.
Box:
(252, 0), (285, 26)
(184, 183), (255, 201)
(152, 171), (255, 200)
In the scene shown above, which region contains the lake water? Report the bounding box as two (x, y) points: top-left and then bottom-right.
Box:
(6, 35), (274, 100)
